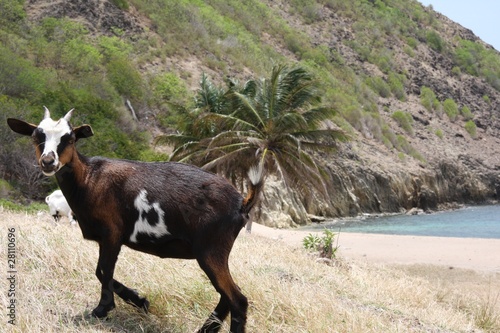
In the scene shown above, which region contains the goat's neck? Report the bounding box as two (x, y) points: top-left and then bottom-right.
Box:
(55, 151), (90, 201)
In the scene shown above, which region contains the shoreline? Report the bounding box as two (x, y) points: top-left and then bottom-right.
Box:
(246, 223), (500, 273)
(306, 201), (500, 226)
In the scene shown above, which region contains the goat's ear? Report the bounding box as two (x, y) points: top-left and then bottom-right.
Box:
(7, 118), (37, 136)
(74, 124), (94, 141)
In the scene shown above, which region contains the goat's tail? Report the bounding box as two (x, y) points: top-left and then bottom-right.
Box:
(241, 163), (265, 215)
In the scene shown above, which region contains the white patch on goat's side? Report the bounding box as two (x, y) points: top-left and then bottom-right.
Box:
(129, 189), (170, 243)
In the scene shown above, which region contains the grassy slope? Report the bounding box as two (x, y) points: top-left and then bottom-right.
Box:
(1, 209), (499, 332)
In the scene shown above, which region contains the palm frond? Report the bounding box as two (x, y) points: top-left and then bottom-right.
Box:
(292, 129), (349, 145)
(273, 111), (309, 133)
(303, 107), (338, 127)
(195, 73), (227, 114)
(201, 145), (254, 171)
(231, 91), (266, 129)
(169, 141), (205, 163)
(154, 133), (197, 147)
(270, 146), (329, 197)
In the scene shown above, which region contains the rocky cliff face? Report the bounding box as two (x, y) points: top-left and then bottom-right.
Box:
(252, 2), (500, 226)
(260, 143), (499, 227)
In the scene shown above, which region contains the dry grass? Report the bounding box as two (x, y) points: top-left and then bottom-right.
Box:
(1, 209), (499, 332)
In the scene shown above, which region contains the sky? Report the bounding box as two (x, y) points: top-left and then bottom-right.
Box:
(418, 0), (500, 51)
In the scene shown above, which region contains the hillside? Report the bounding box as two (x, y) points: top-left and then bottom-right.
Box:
(1, 0), (499, 226)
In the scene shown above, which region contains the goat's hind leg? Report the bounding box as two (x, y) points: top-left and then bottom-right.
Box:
(198, 295), (230, 333)
(196, 253), (248, 333)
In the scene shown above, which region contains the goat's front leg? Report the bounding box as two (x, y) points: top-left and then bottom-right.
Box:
(95, 264), (149, 312)
(91, 244), (120, 318)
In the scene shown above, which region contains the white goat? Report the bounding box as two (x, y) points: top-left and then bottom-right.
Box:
(45, 190), (76, 224)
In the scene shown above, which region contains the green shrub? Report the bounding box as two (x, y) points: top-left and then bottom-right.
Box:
(303, 233), (321, 251)
(40, 17), (89, 43)
(406, 37), (418, 49)
(98, 36), (133, 61)
(371, 49), (393, 73)
(420, 86), (439, 112)
(460, 105), (473, 120)
(302, 45), (329, 67)
(381, 124), (398, 149)
(0, 45), (48, 98)
(0, 0), (25, 31)
(300, 3), (322, 24)
(426, 30), (445, 53)
(106, 56), (144, 100)
(435, 128), (444, 139)
(485, 72), (500, 91)
(394, 135), (425, 162)
(151, 72), (189, 104)
(284, 31), (307, 56)
(303, 229), (338, 259)
(365, 76), (391, 98)
(454, 39), (500, 90)
(388, 72), (407, 101)
(348, 40), (370, 62)
(454, 41), (480, 76)
(443, 98), (459, 121)
(396, 134), (412, 154)
(62, 39), (102, 74)
(391, 110), (414, 135)
(465, 120), (477, 138)
(451, 66), (462, 77)
(111, 0), (129, 10)
(403, 45), (415, 57)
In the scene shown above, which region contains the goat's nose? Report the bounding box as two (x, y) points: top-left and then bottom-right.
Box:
(41, 153), (55, 167)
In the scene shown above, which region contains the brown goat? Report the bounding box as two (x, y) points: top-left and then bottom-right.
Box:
(7, 108), (264, 333)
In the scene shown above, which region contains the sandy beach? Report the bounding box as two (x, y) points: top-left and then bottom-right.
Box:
(246, 223), (500, 273)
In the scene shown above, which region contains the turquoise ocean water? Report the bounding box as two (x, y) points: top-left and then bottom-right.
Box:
(304, 205), (500, 239)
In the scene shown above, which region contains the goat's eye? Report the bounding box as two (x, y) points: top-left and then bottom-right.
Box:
(32, 129), (45, 145)
(61, 134), (74, 145)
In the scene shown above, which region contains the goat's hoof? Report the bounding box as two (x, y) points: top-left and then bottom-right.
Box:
(126, 296), (149, 313)
(133, 297), (149, 313)
(91, 303), (115, 318)
(140, 298), (150, 313)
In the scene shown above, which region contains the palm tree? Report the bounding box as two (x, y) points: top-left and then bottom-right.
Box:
(157, 64), (347, 220)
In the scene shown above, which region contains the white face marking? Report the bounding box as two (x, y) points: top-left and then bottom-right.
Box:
(130, 189), (170, 243)
(37, 117), (72, 175)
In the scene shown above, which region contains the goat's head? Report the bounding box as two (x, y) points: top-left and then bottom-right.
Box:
(7, 107), (93, 176)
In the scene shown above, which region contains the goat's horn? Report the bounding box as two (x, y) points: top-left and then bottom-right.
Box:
(64, 109), (74, 121)
(43, 106), (50, 119)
